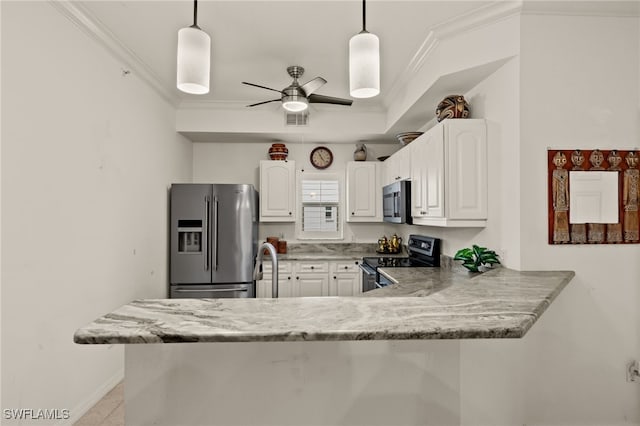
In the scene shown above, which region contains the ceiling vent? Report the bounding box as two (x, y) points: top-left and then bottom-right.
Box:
(285, 111), (309, 127)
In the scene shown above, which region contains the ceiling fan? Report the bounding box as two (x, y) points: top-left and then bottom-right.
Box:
(242, 66), (353, 112)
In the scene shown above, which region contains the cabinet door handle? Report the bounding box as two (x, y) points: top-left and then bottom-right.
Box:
(333, 276), (337, 279)
(310, 266), (314, 270)
(287, 276), (291, 280)
(344, 266), (348, 269)
(289, 212), (292, 215)
(296, 276), (299, 280)
(355, 261), (359, 265)
(351, 212), (355, 215)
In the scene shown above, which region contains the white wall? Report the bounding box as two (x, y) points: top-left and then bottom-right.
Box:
(193, 141), (399, 243)
(519, 13), (640, 425)
(1, 2), (192, 424)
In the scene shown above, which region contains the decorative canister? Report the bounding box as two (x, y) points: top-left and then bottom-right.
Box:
(277, 240), (287, 254)
(265, 237), (279, 254)
(435, 95), (470, 122)
(354, 143), (367, 161)
(268, 143), (288, 160)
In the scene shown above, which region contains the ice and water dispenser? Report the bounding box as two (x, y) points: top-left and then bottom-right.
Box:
(177, 220), (203, 253)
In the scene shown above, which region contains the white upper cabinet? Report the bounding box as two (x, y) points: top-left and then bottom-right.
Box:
(259, 160), (296, 222)
(346, 162), (382, 222)
(411, 119), (487, 227)
(382, 147), (411, 186)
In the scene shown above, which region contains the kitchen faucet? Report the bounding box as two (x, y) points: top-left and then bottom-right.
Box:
(253, 242), (278, 298)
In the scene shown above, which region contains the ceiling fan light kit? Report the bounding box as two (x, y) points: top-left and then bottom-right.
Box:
(243, 65), (353, 110)
(282, 95), (309, 112)
(177, 0), (211, 95)
(349, 0), (380, 99)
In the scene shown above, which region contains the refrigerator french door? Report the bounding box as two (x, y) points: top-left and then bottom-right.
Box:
(170, 184), (258, 298)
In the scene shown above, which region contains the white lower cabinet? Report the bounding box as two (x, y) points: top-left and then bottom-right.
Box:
(295, 274), (330, 297)
(329, 261), (362, 296)
(257, 260), (362, 298)
(256, 261), (294, 298)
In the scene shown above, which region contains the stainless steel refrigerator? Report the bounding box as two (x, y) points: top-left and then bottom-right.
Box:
(169, 184), (258, 298)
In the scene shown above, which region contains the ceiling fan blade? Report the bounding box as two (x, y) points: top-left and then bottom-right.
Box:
(242, 82), (284, 94)
(300, 77), (327, 96)
(308, 94), (353, 106)
(246, 99), (281, 107)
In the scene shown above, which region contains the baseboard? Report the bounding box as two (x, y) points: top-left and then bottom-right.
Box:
(54, 368), (124, 426)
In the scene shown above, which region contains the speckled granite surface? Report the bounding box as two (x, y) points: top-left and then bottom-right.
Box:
(74, 267), (574, 344)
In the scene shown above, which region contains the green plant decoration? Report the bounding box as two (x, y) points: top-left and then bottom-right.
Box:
(453, 245), (501, 273)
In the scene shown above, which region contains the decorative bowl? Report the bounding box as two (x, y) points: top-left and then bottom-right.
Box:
(395, 132), (424, 146)
(377, 155), (390, 162)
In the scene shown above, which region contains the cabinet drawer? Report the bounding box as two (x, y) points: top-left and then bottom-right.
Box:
(330, 260), (361, 273)
(262, 261), (292, 274)
(294, 262), (329, 273)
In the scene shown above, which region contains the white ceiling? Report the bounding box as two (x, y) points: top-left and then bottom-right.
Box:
(80, 1), (493, 109)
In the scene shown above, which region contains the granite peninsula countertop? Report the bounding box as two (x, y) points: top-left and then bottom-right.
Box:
(74, 267), (574, 344)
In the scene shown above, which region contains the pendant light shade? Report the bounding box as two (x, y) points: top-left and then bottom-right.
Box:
(349, 32), (380, 98)
(349, 0), (380, 98)
(177, 1), (211, 95)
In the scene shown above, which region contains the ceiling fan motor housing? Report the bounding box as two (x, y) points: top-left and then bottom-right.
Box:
(287, 65), (305, 80)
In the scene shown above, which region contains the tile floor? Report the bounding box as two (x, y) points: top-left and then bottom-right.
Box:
(74, 381), (124, 426)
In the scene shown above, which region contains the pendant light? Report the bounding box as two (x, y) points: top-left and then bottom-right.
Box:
(349, 0), (380, 98)
(177, 0), (211, 95)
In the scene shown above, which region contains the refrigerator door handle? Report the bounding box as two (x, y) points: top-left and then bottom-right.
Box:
(204, 195), (210, 271)
(213, 197), (219, 271)
(173, 288), (248, 293)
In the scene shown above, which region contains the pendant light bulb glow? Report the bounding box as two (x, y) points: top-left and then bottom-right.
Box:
(349, 0), (379, 99)
(177, 1), (211, 95)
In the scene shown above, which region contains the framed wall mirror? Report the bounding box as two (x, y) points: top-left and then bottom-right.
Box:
(547, 149), (639, 245)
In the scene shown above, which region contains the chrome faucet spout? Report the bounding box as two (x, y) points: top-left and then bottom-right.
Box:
(254, 242), (278, 298)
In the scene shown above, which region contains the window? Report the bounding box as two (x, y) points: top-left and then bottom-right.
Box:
(296, 172), (343, 240)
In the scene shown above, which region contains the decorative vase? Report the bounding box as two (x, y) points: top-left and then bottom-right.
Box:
(268, 143), (288, 160)
(354, 143), (367, 161)
(436, 95), (470, 122)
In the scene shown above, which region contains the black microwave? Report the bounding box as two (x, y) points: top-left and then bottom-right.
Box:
(382, 181), (412, 224)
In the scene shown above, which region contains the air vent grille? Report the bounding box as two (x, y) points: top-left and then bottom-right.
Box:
(285, 111), (309, 126)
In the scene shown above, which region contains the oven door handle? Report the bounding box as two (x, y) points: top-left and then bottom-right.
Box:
(359, 264), (376, 275)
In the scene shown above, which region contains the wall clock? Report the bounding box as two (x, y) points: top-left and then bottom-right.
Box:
(310, 146), (333, 169)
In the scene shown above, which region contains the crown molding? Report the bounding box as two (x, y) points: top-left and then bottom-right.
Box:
(384, 1), (524, 108)
(521, 1), (640, 17)
(49, 0), (179, 107)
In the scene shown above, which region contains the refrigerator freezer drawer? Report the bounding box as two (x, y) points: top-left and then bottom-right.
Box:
(170, 284), (255, 299)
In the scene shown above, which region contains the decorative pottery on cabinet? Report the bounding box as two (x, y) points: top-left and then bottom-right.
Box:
(354, 143), (367, 161)
(436, 95), (470, 122)
(269, 143), (288, 160)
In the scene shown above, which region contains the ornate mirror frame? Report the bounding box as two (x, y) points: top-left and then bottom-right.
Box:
(547, 149), (639, 245)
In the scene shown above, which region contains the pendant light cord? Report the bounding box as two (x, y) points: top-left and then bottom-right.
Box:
(362, 0), (367, 32)
(192, 0), (199, 29)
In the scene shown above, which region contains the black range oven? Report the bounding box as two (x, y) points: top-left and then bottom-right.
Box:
(360, 235), (440, 292)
